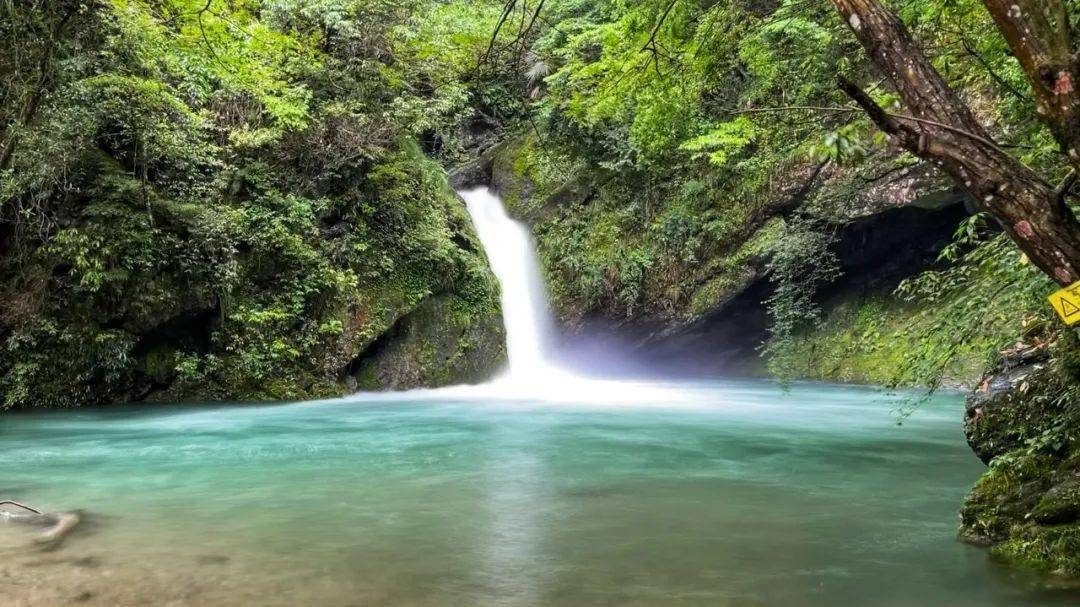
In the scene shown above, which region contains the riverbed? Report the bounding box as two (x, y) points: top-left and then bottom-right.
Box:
(3, 380), (1077, 606)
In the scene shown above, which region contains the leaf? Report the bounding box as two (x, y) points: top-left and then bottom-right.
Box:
(680, 117), (756, 166)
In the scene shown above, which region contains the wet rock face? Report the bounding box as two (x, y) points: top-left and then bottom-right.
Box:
(347, 294), (506, 391)
(964, 344), (1052, 464)
(448, 154), (492, 191)
(447, 138), (513, 192)
(959, 349), (1080, 576)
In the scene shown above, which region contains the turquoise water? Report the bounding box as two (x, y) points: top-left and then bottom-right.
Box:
(2, 380), (1077, 606)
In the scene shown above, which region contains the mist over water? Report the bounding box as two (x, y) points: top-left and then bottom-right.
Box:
(456, 186), (680, 404)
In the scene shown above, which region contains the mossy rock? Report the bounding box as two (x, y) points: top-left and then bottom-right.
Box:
(350, 294), (506, 390)
(488, 134), (582, 221)
(960, 453), (1054, 545)
(1031, 478), (1080, 525)
(961, 446), (1080, 577)
(959, 347), (1080, 579)
(965, 345), (1055, 464)
(991, 523), (1080, 577)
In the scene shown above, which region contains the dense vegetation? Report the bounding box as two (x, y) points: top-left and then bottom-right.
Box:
(0, 0), (507, 406)
(4, 0), (1080, 578)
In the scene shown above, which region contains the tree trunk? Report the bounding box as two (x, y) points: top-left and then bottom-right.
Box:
(829, 0), (1080, 286)
(980, 0), (1080, 170)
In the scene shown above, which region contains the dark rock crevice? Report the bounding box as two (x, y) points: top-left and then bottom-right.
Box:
(123, 306), (219, 401)
(631, 198), (971, 377)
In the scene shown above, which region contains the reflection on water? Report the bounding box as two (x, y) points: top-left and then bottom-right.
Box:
(2, 380), (1079, 606)
(478, 423), (546, 606)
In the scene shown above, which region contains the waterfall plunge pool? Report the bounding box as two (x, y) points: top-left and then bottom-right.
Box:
(2, 381), (1076, 606)
(3, 188), (1077, 605)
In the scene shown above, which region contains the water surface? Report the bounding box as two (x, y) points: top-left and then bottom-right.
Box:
(2, 380), (1076, 606)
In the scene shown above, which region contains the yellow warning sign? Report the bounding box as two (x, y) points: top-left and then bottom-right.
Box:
(1049, 281), (1080, 325)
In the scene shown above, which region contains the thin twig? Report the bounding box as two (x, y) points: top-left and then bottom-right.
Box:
(958, 37), (1031, 103)
(1057, 169), (1078, 203)
(641, 0), (679, 74)
(0, 500), (43, 515)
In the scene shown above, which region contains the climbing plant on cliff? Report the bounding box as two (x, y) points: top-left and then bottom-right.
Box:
(759, 215), (840, 380)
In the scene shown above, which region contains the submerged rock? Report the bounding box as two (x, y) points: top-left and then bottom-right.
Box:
(37, 512), (81, 549)
(1, 502), (82, 549)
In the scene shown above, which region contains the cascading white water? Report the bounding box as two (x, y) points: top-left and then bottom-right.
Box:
(417, 186), (677, 403)
(459, 187), (558, 377)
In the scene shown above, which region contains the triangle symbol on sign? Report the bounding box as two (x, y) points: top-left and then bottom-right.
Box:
(1061, 297), (1080, 319)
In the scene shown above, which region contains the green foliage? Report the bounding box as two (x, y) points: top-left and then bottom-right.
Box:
(466, 0), (1076, 404)
(463, 0), (866, 328)
(680, 117), (756, 167)
(1, 320), (135, 409)
(761, 216), (842, 383)
(4, 0), (1077, 416)
(888, 216), (1054, 391)
(810, 123), (878, 165)
(771, 212), (1058, 396)
(774, 294), (995, 389)
(0, 0), (503, 408)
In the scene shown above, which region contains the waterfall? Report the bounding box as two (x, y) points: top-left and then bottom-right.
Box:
(455, 186), (673, 404)
(459, 187), (557, 377)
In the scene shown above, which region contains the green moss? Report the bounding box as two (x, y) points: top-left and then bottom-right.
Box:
(959, 354), (1080, 578)
(1031, 480), (1080, 525)
(354, 364), (381, 392)
(142, 346), (178, 385)
(774, 292), (994, 388)
(490, 134), (576, 217)
(992, 524), (1080, 576)
(688, 219), (781, 318)
(688, 272), (753, 318)
(350, 294), (505, 390)
(961, 453), (1055, 544)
